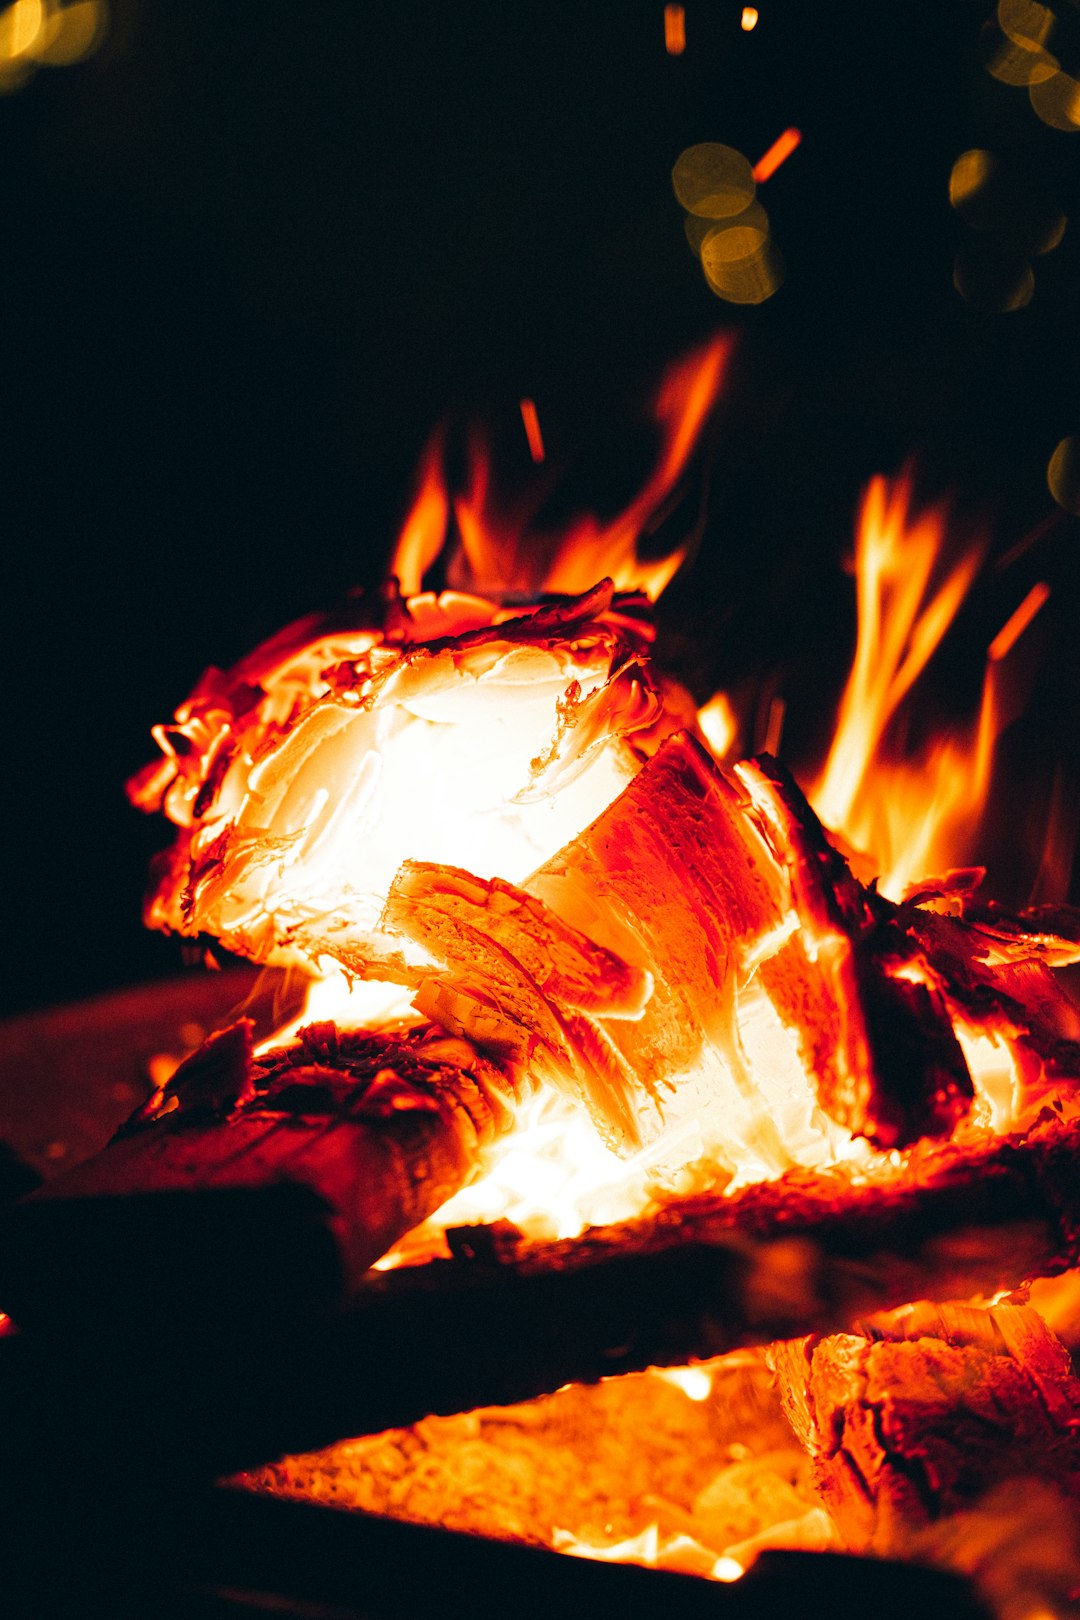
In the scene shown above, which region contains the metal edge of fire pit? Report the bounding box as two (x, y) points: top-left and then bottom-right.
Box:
(0, 976), (994, 1620)
(174, 1487), (993, 1620)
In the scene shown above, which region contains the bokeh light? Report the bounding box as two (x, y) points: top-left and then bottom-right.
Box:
(949, 149), (1066, 255)
(0, 0), (106, 92)
(1030, 70), (1080, 131)
(998, 0), (1055, 52)
(1048, 436), (1080, 515)
(684, 199), (767, 257)
(672, 143), (756, 219)
(983, 31), (1057, 87)
(701, 221), (783, 303)
(953, 245), (1034, 312)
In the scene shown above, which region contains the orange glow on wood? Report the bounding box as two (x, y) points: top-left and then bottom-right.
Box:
(752, 127), (802, 183)
(664, 4), (686, 54)
(987, 580), (1051, 662)
(519, 397), (546, 463)
(763, 695), (786, 757)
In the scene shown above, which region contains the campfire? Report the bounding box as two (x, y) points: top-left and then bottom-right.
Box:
(14, 339), (1080, 1617)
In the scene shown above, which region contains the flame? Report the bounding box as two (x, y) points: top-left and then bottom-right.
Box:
(697, 691), (738, 759)
(135, 356), (1065, 1280)
(390, 429), (451, 597)
(387, 337), (731, 602)
(373, 1087), (656, 1267)
(808, 473), (997, 898)
(554, 1523), (732, 1579)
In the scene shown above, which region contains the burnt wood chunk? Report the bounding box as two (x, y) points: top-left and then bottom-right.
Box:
(386, 861), (651, 1018)
(736, 756), (973, 1148)
(14, 1020), (521, 1293)
(524, 730), (788, 1119)
(381, 864), (645, 1150)
(771, 1300), (1080, 1559)
(303, 1109), (1080, 1437)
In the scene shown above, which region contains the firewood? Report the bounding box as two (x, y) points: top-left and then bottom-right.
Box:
(380, 862), (650, 1149)
(769, 1299), (1080, 1560)
(522, 732), (791, 1143)
(6, 1018), (524, 1302)
(271, 1109), (1080, 1441)
(735, 756), (973, 1147)
(4, 1087), (1080, 1486)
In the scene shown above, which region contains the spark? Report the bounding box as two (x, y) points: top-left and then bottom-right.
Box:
(987, 580), (1051, 662)
(519, 398), (546, 464)
(664, 3), (685, 55)
(752, 127), (802, 183)
(741, 6), (759, 29)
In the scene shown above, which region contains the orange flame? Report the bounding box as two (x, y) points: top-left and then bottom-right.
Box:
(388, 336), (731, 602)
(808, 474), (996, 898)
(390, 428), (451, 597)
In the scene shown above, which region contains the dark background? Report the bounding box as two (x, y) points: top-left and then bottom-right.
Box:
(2, 0), (1078, 1019)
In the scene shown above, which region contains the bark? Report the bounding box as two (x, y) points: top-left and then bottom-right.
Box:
(3, 1017), (524, 1317)
(315, 1109), (1080, 1438)
(770, 1299), (1080, 1559)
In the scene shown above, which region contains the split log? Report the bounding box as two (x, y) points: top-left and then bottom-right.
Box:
(381, 861), (650, 1149)
(3, 1016), (525, 1316)
(734, 756), (973, 1146)
(523, 731), (786, 1131)
(770, 1298), (1080, 1559)
(307, 1109), (1080, 1438)
(3, 1105), (1080, 1487)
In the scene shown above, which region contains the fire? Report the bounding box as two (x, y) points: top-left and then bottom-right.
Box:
(123, 340), (1080, 1605)
(389, 336), (730, 601)
(808, 473), (997, 899)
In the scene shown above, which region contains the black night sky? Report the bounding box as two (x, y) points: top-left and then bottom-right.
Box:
(2, 0), (1079, 1018)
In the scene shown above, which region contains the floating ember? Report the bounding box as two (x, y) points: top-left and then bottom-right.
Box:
(21, 340), (1080, 1616)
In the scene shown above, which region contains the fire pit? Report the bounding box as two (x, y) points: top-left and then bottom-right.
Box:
(3, 343), (1079, 1619)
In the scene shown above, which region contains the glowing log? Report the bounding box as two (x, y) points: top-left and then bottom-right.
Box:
(129, 582), (685, 980)
(381, 860), (649, 1149)
(13, 1019), (522, 1293)
(523, 732), (790, 1149)
(771, 1299), (1080, 1564)
(523, 733), (972, 1155)
(737, 756), (974, 1149)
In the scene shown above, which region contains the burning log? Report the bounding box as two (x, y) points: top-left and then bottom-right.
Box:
(768, 1300), (1080, 1620)
(308, 1107), (1080, 1436)
(771, 1298), (1080, 1559)
(129, 580), (690, 981)
(735, 756), (973, 1147)
(6, 1016), (524, 1305)
(381, 860), (649, 1147)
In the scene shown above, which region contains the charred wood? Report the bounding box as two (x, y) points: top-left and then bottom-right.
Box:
(770, 1298), (1080, 1564)
(5, 1017), (523, 1304)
